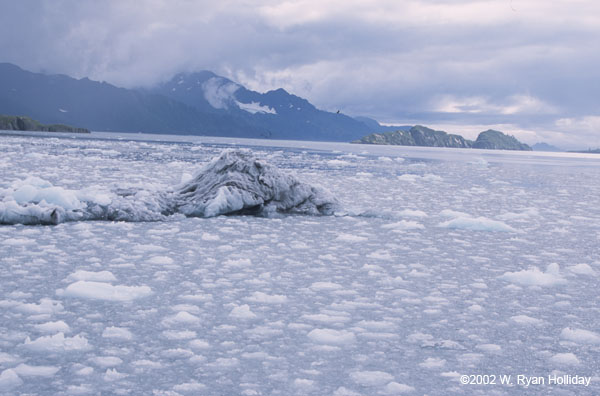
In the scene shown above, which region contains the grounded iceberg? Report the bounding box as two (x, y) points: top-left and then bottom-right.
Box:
(0, 150), (338, 225)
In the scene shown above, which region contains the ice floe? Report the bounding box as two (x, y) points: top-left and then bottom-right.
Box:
(61, 281), (152, 301)
(22, 332), (91, 353)
(0, 150), (338, 224)
(439, 210), (516, 232)
(560, 328), (600, 344)
(500, 263), (566, 287)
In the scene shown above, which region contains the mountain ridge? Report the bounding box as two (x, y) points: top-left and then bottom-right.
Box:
(0, 63), (376, 141)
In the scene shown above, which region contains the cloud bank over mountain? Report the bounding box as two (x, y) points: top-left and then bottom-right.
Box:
(1, 0), (599, 148)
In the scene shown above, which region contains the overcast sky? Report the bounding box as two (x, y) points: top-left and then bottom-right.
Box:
(1, 0), (599, 148)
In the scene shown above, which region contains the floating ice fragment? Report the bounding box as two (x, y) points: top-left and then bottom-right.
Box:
(22, 332), (91, 352)
(245, 291), (288, 304)
(229, 304), (257, 319)
(102, 326), (133, 340)
(476, 344), (501, 353)
(349, 370), (394, 386)
(62, 281), (152, 301)
(162, 311), (202, 327)
(66, 270), (117, 283)
(147, 256), (174, 265)
(510, 315), (544, 326)
(173, 381), (207, 392)
(12, 363), (60, 377)
(439, 213), (516, 232)
(419, 358), (446, 369)
(34, 320), (71, 333)
(382, 220), (424, 231)
(307, 329), (356, 345)
(0, 150), (338, 224)
(549, 352), (580, 366)
(310, 282), (342, 291)
(500, 263), (566, 287)
(398, 209), (428, 218)
(0, 369), (22, 390)
(333, 387), (362, 396)
(90, 356), (123, 368)
(335, 233), (368, 242)
(568, 263), (596, 276)
(560, 328), (600, 344)
(381, 382), (415, 394)
(16, 298), (64, 315)
(103, 368), (128, 381)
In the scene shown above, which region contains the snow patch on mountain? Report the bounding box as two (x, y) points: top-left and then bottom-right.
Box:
(236, 100), (277, 114)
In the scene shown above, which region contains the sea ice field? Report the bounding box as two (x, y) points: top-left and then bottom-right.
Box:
(1, 131), (599, 395)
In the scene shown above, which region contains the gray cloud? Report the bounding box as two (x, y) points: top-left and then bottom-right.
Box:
(1, 0), (599, 148)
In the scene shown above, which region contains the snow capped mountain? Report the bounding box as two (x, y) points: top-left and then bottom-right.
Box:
(0, 63), (372, 141)
(151, 70), (370, 140)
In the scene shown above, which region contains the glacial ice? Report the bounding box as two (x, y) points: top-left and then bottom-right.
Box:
(0, 150), (337, 225)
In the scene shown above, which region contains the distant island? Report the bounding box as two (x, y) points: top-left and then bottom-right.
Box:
(0, 115), (90, 133)
(569, 148), (600, 154)
(352, 125), (532, 151)
(532, 142), (562, 152)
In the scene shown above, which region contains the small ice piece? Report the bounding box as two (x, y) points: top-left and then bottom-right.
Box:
(349, 370), (394, 386)
(103, 368), (128, 381)
(163, 311), (201, 326)
(398, 174), (419, 182)
(398, 209), (428, 218)
(568, 263), (596, 276)
(310, 282), (342, 291)
(34, 320), (71, 333)
(419, 358), (446, 369)
(549, 353), (580, 366)
(16, 298), (63, 315)
(500, 263), (566, 287)
(201, 232), (220, 241)
(335, 233), (367, 242)
(476, 344), (501, 353)
(381, 382), (416, 394)
(147, 256), (174, 265)
(189, 339), (210, 350)
(0, 369), (23, 390)
(62, 281), (152, 301)
(162, 330), (197, 340)
(439, 214), (516, 232)
(560, 328), (600, 344)
(22, 332), (91, 352)
(66, 270), (117, 283)
(229, 304), (257, 319)
(510, 315), (544, 326)
(381, 220), (424, 231)
(13, 363), (60, 377)
(102, 326), (133, 340)
(307, 329), (356, 345)
(173, 382), (207, 392)
(245, 291), (288, 304)
(333, 387), (362, 396)
(12, 363), (60, 378)
(90, 356), (123, 368)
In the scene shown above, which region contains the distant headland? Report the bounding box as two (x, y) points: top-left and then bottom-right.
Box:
(0, 115), (89, 134)
(352, 125), (532, 151)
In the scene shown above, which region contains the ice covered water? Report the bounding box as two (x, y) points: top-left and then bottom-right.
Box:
(1, 132), (599, 395)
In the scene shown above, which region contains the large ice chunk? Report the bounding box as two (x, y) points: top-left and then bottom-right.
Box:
(171, 150), (337, 217)
(0, 150), (338, 225)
